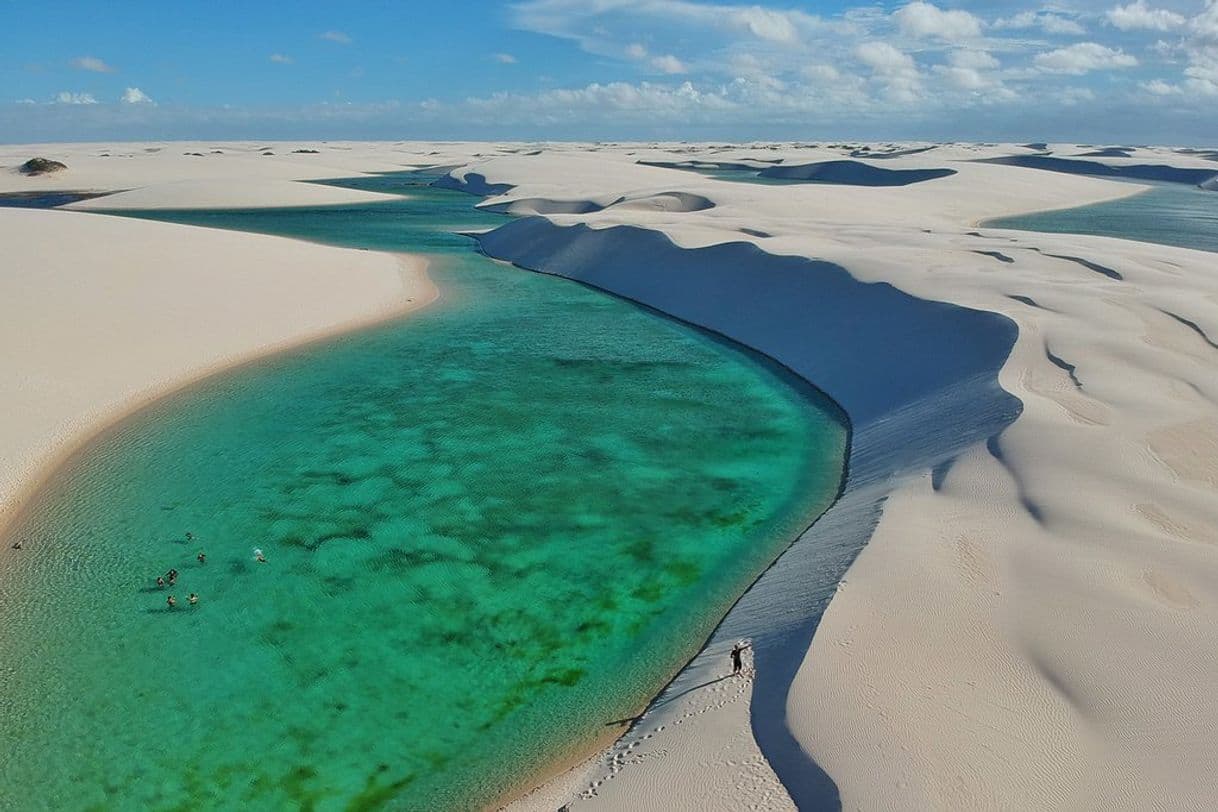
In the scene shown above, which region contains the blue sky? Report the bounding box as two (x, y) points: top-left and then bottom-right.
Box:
(2, 0), (1216, 143)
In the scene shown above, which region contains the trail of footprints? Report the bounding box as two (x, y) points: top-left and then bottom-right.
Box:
(576, 666), (757, 802)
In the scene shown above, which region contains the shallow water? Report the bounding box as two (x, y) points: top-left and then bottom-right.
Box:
(986, 182), (1218, 253)
(0, 174), (847, 810)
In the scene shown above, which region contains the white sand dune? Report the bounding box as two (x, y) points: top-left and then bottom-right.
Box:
(4, 141), (1218, 810)
(64, 178), (402, 210)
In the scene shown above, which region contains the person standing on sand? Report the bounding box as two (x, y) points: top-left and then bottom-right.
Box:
(731, 641), (751, 676)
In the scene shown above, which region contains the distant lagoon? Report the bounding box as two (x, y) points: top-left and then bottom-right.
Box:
(986, 182), (1218, 254)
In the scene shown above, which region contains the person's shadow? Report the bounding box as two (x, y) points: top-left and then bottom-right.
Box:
(604, 674), (732, 727)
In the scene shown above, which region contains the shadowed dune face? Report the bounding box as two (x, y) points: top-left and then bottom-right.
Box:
(638, 159), (762, 171)
(848, 145), (937, 160)
(477, 216), (1019, 444)
(758, 160), (956, 187)
(609, 191), (715, 213)
(483, 191), (715, 217)
(1073, 147), (1135, 158)
(481, 197), (605, 215)
(431, 171), (513, 196)
(979, 154), (1218, 187)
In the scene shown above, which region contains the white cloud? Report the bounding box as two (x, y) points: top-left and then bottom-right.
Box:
(1106, 1), (1186, 31)
(626, 43), (648, 59)
(1142, 78), (1183, 94)
(893, 1), (982, 41)
(71, 56), (115, 73)
(1057, 86), (1096, 105)
(1041, 15), (1087, 35)
(1110, 0), (1183, 31)
(651, 54), (688, 73)
(856, 41), (923, 101)
(803, 64), (841, 84)
(1034, 42), (1138, 73)
(935, 49), (1003, 91)
(992, 10), (1086, 35)
(730, 6), (802, 42)
(950, 49), (999, 70)
(320, 30), (353, 44)
(1184, 52), (1218, 94)
(1141, 1), (1218, 96)
(121, 87), (154, 105)
(856, 41), (916, 73)
(269, 53), (293, 64)
(55, 91), (98, 105)
(494, 52), (518, 64)
(463, 80), (736, 121)
(511, 0), (833, 50)
(1189, 0), (1218, 43)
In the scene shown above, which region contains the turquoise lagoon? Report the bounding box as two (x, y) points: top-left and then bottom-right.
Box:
(987, 181), (1218, 253)
(0, 175), (847, 810)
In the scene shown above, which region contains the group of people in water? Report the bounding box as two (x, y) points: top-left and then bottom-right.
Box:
(157, 532), (269, 610)
(158, 531), (205, 610)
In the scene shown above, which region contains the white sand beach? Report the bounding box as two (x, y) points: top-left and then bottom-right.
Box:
(0, 195), (432, 538)
(4, 141), (1218, 810)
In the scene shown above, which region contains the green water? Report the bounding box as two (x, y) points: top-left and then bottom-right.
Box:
(986, 182), (1218, 253)
(0, 175), (847, 810)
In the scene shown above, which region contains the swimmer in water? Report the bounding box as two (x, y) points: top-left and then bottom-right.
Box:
(166, 595), (177, 609)
(197, 551), (206, 565)
(188, 593), (198, 606)
(185, 532), (194, 542)
(254, 548), (267, 564)
(156, 576), (165, 588)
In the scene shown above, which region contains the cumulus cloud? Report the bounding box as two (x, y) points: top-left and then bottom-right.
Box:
(1142, 78), (1182, 94)
(269, 53), (293, 64)
(1106, 1), (1186, 31)
(992, 11), (1086, 35)
(320, 30), (352, 44)
(1057, 86), (1096, 105)
(950, 49), (1000, 70)
(856, 41), (923, 101)
(651, 54), (688, 73)
(893, 1), (982, 41)
(462, 80), (736, 122)
(511, 0), (831, 51)
(55, 91), (98, 104)
(493, 52), (518, 64)
(71, 56), (115, 73)
(1034, 42), (1138, 73)
(121, 87), (154, 105)
(802, 63), (841, 84)
(626, 43), (648, 59)
(934, 49), (1004, 91)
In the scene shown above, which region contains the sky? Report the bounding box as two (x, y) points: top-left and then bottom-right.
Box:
(2, 0), (1216, 143)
